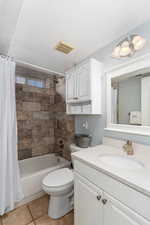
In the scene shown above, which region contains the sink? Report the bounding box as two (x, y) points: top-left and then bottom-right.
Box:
(99, 155), (144, 170)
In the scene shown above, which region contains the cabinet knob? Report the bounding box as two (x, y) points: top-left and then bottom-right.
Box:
(97, 195), (101, 201)
(102, 199), (107, 205)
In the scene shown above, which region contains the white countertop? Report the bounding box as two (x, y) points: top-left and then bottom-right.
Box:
(72, 143), (150, 197)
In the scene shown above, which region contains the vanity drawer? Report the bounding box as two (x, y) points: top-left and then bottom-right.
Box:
(82, 104), (91, 114)
(70, 105), (82, 114)
(74, 159), (150, 221)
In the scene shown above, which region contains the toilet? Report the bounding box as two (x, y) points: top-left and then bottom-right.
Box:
(42, 144), (83, 219)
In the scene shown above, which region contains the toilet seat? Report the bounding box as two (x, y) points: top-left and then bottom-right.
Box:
(42, 168), (73, 189)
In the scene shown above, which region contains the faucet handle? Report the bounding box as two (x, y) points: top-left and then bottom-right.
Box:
(123, 140), (134, 155)
(127, 140), (132, 145)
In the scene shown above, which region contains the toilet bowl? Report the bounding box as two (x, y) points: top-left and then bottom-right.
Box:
(42, 144), (84, 219)
(42, 168), (74, 219)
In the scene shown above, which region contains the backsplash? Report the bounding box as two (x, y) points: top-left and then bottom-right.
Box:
(16, 66), (74, 160)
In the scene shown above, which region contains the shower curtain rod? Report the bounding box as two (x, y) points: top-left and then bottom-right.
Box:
(0, 53), (64, 77)
(0, 53), (14, 60)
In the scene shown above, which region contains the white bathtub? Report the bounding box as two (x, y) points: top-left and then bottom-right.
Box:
(18, 154), (70, 205)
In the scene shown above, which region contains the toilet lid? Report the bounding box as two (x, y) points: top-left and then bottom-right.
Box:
(42, 168), (73, 188)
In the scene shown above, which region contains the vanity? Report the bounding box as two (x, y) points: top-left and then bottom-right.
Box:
(70, 53), (150, 224)
(72, 138), (150, 225)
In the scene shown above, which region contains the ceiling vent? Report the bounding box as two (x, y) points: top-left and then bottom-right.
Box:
(55, 41), (74, 54)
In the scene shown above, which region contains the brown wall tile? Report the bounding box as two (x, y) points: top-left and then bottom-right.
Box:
(18, 149), (32, 160)
(33, 112), (50, 120)
(23, 102), (41, 112)
(16, 66), (74, 160)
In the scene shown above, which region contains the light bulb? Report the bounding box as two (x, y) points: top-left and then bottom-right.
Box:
(120, 46), (131, 57)
(132, 35), (146, 50)
(121, 40), (130, 47)
(112, 46), (121, 58)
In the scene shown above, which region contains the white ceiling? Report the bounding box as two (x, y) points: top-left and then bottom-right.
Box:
(1, 0), (150, 73)
(0, 0), (24, 54)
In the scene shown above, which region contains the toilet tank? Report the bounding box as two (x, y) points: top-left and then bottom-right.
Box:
(70, 144), (88, 153)
(70, 144), (88, 167)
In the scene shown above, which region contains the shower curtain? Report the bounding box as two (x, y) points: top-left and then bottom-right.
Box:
(0, 56), (23, 215)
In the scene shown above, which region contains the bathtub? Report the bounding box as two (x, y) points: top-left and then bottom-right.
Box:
(18, 154), (70, 205)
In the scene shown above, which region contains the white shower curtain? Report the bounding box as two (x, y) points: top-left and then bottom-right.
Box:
(0, 56), (23, 215)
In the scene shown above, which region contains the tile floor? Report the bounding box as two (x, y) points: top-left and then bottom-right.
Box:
(0, 195), (74, 225)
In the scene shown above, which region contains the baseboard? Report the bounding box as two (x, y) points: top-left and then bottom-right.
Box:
(16, 191), (46, 207)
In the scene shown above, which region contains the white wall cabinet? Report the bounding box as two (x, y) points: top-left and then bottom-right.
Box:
(74, 169), (150, 225)
(66, 58), (103, 115)
(76, 63), (90, 102)
(66, 70), (76, 101)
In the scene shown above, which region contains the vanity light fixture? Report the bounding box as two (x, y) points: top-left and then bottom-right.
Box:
(112, 35), (146, 58)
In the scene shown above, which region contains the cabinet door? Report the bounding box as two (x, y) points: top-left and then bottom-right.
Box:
(74, 173), (103, 225)
(76, 63), (91, 101)
(103, 193), (150, 225)
(66, 70), (76, 102)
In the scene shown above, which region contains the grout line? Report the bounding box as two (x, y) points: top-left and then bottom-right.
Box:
(26, 205), (36, 225)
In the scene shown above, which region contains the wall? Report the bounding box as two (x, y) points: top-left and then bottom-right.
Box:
(16, 66), (55, 160)
(16, 66), (74, 160)
(54, 78), (75, 160)
(75, 19), (150, 146)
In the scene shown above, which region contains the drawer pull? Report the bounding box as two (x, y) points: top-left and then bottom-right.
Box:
(102, 199), (107, 205)
(97, 195), (101, 201)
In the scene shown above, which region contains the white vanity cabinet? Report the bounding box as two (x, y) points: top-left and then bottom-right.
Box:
(103, 193), (149, 225)
(74, 160), (150, 225)
(74, 174), (103, 225)
(66, 58), (103, 115)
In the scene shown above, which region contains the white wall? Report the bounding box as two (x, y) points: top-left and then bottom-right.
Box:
(75, 19), (150, 146)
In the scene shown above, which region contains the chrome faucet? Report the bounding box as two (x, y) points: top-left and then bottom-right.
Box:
(123, 140), (134, 155)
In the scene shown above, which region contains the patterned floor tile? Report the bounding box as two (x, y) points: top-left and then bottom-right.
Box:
(28, 195), (49, 220)
(35, 211), (74, 225)
(2, 205), (33, 225)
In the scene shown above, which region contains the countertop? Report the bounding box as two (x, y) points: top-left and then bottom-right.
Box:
(72, 144), (150, 197)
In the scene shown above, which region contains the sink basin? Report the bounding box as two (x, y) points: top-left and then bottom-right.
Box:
(99, 155), (144, 170)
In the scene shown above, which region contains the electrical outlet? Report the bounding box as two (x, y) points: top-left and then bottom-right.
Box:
(82, 120), (88, 129)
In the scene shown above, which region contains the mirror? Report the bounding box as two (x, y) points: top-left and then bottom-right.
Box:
(111, 70), (150, 126)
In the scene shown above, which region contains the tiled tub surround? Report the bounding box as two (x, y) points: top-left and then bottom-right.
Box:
(54, 78), (75, 161)
(0, 195), (74, 225)
(16, 66), (74, 160)
(16, 80), (55, 160)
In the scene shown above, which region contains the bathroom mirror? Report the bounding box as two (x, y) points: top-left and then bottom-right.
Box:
(105, 53), (150, 136)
